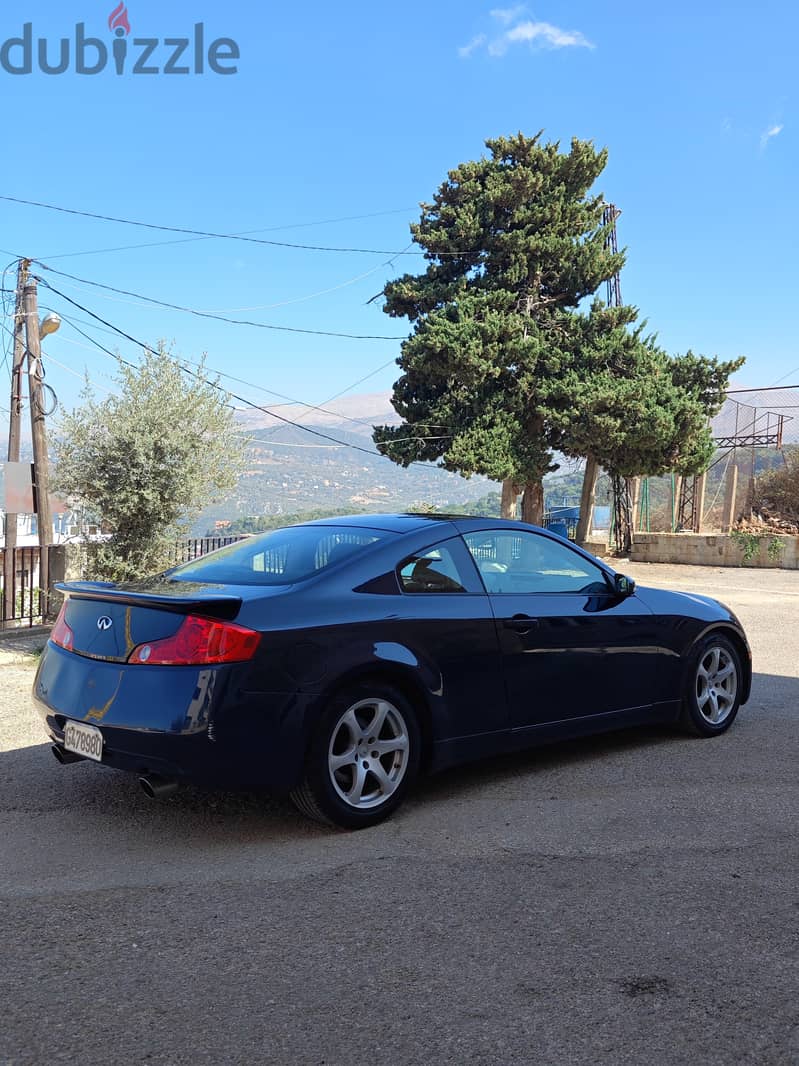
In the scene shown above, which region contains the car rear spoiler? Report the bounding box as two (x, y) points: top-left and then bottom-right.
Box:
(54, 581), (243, 621)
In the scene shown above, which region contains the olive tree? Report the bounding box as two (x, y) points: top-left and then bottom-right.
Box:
(53, 344), (245, 581)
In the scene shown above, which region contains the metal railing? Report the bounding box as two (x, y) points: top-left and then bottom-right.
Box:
(172, 535), (249, 566)
(0, 546), (43, 628)
(543, 509), (579, 540)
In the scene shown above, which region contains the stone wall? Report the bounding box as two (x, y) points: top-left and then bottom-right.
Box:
(630, 532), (799, 569)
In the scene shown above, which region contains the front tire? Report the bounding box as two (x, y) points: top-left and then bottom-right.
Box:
(680, 634), (742, 737)
(290, 682), (421, 829)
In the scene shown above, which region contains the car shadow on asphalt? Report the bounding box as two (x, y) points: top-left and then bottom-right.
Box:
(416, 668), (796, 805)
(3, 671), (793, 842)
(0, 738), (321, 840)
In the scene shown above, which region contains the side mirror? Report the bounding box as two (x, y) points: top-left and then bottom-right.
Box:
(614, 574), (636, 598)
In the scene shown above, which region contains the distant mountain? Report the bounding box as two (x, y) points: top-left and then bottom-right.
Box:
(0, 391), (584, 535)
(195, 392), (496, 532)
(236, 390), (398, 440)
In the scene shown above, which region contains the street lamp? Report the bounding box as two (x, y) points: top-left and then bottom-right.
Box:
(39, 312), (61, 340)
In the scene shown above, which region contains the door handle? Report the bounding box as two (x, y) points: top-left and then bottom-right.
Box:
(504, 614), (539, 634)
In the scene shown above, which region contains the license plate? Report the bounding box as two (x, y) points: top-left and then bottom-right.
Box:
(63, 720), (104, 762)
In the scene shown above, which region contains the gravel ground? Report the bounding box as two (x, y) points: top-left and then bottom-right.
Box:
(1, 562), (797, 1066)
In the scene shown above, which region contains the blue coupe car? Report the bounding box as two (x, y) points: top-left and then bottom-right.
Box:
(34, 514), (751, 828)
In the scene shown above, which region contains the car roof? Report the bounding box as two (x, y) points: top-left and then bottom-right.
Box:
(300, 512), (547, 535)
(299, 513), (455, 534)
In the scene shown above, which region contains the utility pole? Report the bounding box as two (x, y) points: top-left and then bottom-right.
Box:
(23, 278), (53, 617)
(3, 260), (29, 621)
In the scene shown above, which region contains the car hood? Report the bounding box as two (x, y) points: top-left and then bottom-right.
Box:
(633, 584), (743, 626)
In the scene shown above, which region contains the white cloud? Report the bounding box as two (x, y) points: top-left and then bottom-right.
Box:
(490, 5), (527, 24)
(459, 33), (488, 58)
(490, 19), (593, 54)
(460, 11), (594, 58)
(760, 123), (783, 150)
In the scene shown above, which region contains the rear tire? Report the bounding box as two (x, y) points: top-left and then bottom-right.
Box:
(679, 634), (742, 737)
(290, 682), (421, 829)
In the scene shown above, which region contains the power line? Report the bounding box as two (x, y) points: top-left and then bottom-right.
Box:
(47, 301), (444, 447)
(55, 304), (397, 430)
(41, 349), (115, 394)
(50, 333), (128, 370)
(32, 253), (401, 316)
(34, 248), (408, 320)
(34, 207), (418, 261)
(68, 308), (423, 443)
(37, 273), (404, 341)
(0, 317), (60, 416)
(16, 268), (441, 466)
(46, 301), (392, 430)
(38, 303), (128, 341)
(200, 366), (392, 428)
(241, 435), (344, 450)
(207, 263), (391, 313)
(765, 369), (799, 387)
(0, 194), (433, 256)
(40, 292), (439, 465)
(244, 433), (451, 449)
(0, 257), (20, 382)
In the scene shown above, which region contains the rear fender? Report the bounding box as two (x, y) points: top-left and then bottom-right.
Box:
(303, 649), (440, 769)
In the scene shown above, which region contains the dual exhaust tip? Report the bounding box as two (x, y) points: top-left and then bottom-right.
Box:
(51, 745), (178, 799)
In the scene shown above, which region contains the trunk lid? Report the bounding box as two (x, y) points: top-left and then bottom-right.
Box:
(54, 579), (283, 663)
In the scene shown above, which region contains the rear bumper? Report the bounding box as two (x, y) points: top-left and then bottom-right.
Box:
(34, 642), (312, 793)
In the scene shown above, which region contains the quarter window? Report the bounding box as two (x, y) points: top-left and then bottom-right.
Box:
(169, 525), (389, 586)
(398, 543), (469, 593)
(463, 530), (609, 595)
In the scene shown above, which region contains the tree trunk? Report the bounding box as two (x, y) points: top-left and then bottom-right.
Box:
(500, 478), (519, 519)
(521, 479), (544, 525)
(575, 455), (599, 544)
(629, 477), (641, 533)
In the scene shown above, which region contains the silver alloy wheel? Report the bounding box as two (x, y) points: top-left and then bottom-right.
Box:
(328, 697), (410, 810)
(695, 645), (738, 725)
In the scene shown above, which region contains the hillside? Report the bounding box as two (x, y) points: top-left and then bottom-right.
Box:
(196, 392), (497, 531)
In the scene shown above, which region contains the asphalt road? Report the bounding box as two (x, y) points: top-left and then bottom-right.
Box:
(1, 562), (797, 1065)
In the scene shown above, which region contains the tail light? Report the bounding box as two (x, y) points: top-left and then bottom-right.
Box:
(127, 614), (261, 666)
(51, 602), (75, 651)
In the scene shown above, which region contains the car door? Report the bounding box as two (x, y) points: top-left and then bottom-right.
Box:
(461, 528), (662, 732)
(392, 535), (509, 745)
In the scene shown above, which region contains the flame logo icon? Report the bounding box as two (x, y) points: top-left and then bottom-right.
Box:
(108, 2), (131, 36)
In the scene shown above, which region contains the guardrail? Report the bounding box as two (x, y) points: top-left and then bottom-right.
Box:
(172, 536), (248, 565)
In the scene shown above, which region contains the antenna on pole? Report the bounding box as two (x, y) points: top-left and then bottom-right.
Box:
(602, 204), (623, 309)
(601, 204), (635, 554)
(576, 204), (625, 549)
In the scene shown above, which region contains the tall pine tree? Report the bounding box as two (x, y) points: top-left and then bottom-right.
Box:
(374, 132), (631, 521)
(552, 309), (743, 477)
(375, 133), (743, 526)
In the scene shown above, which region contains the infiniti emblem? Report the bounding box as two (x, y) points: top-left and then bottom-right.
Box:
(97, 616), (113, 631)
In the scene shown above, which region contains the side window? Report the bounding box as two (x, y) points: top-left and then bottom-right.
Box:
(398, 542), (469, 593)
(463, 530), (609, 595)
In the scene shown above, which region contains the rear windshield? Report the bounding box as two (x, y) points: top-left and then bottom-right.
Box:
(168, 525), (391, 586)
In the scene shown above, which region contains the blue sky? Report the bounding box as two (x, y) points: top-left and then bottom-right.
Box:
(0, 0), (795, 425)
